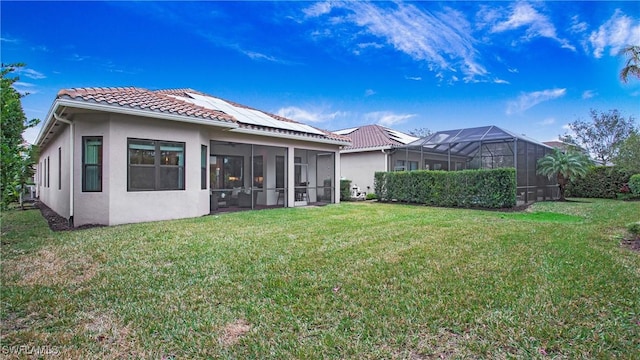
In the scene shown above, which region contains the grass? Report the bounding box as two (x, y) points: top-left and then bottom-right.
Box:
(1, 199), (639, 358)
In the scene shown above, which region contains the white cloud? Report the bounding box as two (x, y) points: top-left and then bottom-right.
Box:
(276, 106), (345, 123)
(488, 2), (575, 51)
(506, 88), (566, 115)
(12, 81), (38, 95)
(364, 89), (376, 97)
(582, 90), (597, 99)
(304, 2), (487, 81)
(493, 78), (510, 84)
(508, 68), (519, 73)
(364, 111), (415, 126)
(569, 15), (588, 34)
(589, 9), (640, 58)
(16, 68), (46, 80)
(303, 1), (333, 18)
(405, 76), (422, 81)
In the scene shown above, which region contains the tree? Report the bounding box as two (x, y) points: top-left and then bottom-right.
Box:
(1, 63), (40, 209)
(620, 45), (640, 83)
(613, 131), (640, 174)
(408, 127), (432, 138)
(563, 109), (635, 165)
(537, 149), (592, 201)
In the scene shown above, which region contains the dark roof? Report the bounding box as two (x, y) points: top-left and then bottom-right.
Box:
(334, 124), (417, 150)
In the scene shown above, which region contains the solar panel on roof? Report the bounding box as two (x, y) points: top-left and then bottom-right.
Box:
(182, 92), (325, 136)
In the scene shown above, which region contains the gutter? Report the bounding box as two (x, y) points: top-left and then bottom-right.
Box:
(230, 127), (351, 146)
(52, 110), (75, 227)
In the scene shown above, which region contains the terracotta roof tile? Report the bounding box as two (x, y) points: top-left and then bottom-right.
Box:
(337, 124), (417, 150)
(56, 87), (350, 143)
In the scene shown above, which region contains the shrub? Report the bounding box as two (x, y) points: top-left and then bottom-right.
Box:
(629, 174), (640, 196)
(627, 222), (640, 238)
(365, 193), (378, 200)
(340, 179), (352, 201)
(566, 166), (633, 199)
(374, 168), (516, 208)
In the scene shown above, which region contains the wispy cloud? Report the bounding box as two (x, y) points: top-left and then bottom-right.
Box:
(12, 81), (38, 95)
(364, 111), (415, 126)
(582, 90), (597, 99)
(506, 88), (566, 115)
(0, 37), (19, 43)
(16, 68), (46, 80)
(485, 2), (575, 51)
(589, 9), (640, 58)
(405, 76), (422, 81)
(364, 89), (376, 97)
(304, 1), (487, 81)
(493, 78), (510, 85)
(276, 106), (345, 123)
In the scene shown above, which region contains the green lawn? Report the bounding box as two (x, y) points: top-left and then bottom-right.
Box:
(1, 200), (639, 359)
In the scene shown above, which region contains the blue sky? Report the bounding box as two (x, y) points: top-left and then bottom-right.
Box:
(2, 1), (639, 144)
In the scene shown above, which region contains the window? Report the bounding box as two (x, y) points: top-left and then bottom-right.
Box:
(394, 160), (406, 171)
(83, 137), (103, 192)
(47, 156), (50, 187)
(253, 156), (263, 188)
(128, 139), (184, 191)
(58, 147), (62, 190)
(201, 145), (207, 190)
(408, 161), (418, 171)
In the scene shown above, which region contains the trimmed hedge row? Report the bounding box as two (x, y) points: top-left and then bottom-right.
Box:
(374, 168), (516, 208)
(565, 166), (634, 199)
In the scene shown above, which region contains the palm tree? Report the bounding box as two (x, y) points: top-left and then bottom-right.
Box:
(537, 149), (592, 201)
(620, 45), (640, 83)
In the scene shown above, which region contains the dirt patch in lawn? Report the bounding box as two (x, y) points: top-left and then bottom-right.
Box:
(4, 247), (97, 287)
(621, 236), (640, 253)
(220, 319), (252, 346)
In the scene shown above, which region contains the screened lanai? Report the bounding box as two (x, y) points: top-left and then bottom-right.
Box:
(391, 125), (558, 203)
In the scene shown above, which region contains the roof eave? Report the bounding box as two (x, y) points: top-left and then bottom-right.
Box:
(230, 127), (351, 146)
(36, 98), (239, 146)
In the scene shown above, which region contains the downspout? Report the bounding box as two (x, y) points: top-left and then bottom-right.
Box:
(53, 111), (74, 227)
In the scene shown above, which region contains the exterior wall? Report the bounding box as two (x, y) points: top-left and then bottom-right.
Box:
(37, 125), (71, 220)
(106, 114), (210, 226)
(340, 151), (386, 194)
(74, 114), (110, 226)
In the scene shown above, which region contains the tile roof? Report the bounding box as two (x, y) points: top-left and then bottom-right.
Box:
(336, 124), (418, 150)
(56, 87), (349, 142)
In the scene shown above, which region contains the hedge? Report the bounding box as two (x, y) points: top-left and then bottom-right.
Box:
(565, 166), (634, 199)
(629, 174), (640, 196)
(374, 168), (516, 209)
(340, 179), (352, 201)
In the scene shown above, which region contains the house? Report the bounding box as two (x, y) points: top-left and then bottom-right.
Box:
(35, 87), (350, 227)
(334, 124), (418, 194)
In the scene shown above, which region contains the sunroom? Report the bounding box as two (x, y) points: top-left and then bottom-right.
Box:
(209, 141), (336, 212)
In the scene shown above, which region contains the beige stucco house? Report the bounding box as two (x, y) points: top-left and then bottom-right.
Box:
(35, 87), (350, 227)
(334, 125), (418, 194)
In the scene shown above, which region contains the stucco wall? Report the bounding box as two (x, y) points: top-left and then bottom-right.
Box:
(106, 114), (211, 226)
(340, 151), (386, 194)
(38, 125), (71, 220)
